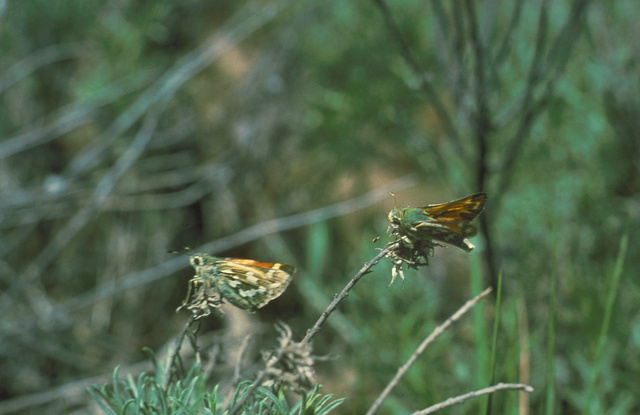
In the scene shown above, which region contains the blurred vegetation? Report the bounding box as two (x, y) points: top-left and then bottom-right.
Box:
(89, 364), (343, 415)
(0, 0), (638, 414)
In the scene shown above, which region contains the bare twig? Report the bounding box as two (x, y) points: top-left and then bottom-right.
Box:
(4, 0), (295, 322)
(412, 382), (534, 415)
(365, 287), (493, 415)
(67, 0), (290, 176)
(543, 0), (592, 77)
(0, 72), (151, 161)
(464, 0), (494, 295)
(227, 349), (283, 415)
(0, 361), (152, 415)
(0, 43), (79, 94)
(485, 0), (551, 288)
(464, 0), (491, 193)
(430, 0), (450, 40)
(55, 175), (415, 319)
(492, 0), (526, 67)
(195, 176), (415, 258)
(162, 314), (197, 391)
(494, 0), (549, 200)
(493, 0), (593, 215)
(0, 175), (416, 340)
(231, 335), (253, 387)
(450, 1), (468, 107)
(227, 243), (399, 414)
(301, 242), (399, 346)
(370, 0), (467, 163)
(16, 103), (164, 319)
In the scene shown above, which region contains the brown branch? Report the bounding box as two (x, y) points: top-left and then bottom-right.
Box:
(463, 0), (496, 290)
(371, 0), (468, 163)
(464, 0), (491, 194)
(492, 0), (526, 67)
(494, 0), (549, 200)
(493, 0), (593, 216)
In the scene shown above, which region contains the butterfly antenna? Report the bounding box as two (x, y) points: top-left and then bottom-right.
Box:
(389, 192), (398, 207)
(167, 246), (192, 256)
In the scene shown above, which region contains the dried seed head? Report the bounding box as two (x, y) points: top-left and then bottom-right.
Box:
(177, 277), (223, 319)
(260, 323), (316, 392)
(383, 238), (434, 286)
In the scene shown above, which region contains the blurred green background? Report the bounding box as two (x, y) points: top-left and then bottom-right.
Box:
(1, 0), (638, 414)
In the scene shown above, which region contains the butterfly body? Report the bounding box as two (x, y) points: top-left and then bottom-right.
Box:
(188, 254), (294, 312)
(388, 193), (487, 252)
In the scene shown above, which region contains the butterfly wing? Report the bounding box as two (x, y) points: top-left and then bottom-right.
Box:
(215, 259), (294, 312)
(420, 192), (487, 222)
(413, 221), (476, 251)
(400, 193), (486, 251)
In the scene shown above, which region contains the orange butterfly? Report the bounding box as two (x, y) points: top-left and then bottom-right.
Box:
(185, 254), (294, 313)
(388, 193), (487, 252)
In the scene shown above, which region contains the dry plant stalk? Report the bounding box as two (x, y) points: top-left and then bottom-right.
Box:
(366, 288), (493, 415)
(413, 383), (535, 415)
(227, 242), (399, 414)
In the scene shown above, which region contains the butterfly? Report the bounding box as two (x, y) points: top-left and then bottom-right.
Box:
(185, 254), (295, 313)
(388, 193), (487, 252)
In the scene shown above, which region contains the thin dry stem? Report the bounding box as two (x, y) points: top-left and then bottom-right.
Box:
(53, 174), (415, 322)
(227, 351), (280, 415)
(413, 382), (534, 415)
(370, 0), (467, 162)
(227, 242), (399, 414)
(231, 335), (252, 387)
(518, 298), (531, 415)
(301, 242), (399, 345)
(365, 287), (493, 415)
(162, 314), (197, 391)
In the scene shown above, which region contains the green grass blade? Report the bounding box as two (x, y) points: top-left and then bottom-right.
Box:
(583, 225), (629, 414)
(483, 270), (502, 415)
(469, 253), (489, 401)
(545, 245), (558, 415)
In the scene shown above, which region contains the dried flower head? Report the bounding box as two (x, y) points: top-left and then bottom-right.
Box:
(260, 322), (316, 392)
(177, 273), (223, 319)
(383, 238), (435, 286)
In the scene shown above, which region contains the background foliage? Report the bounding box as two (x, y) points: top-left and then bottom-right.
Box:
(1, 0), (638, 414)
